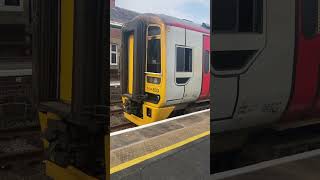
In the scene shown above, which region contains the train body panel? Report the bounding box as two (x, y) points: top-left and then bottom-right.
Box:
(212, 0), (320, 134)
(166, 26), (204, 105)
(183, 28), (204, 102)
(199, 35), (210, 100)
(165, 25), (186, 105)
(283, 0), (320, 120)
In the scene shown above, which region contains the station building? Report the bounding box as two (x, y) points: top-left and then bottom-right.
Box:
(110, 0), (139, 81)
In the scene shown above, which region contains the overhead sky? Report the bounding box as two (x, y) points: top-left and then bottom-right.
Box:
(116, 0), (210, 25)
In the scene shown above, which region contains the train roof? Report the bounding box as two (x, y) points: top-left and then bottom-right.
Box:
(128, 13), (210, 34)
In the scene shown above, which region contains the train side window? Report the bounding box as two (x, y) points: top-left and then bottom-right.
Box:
(212, 0), (263, 33)
(302, 0), (319, 38)
(147, 38), (161, 73)
(204, 50), (210, 73)
(212, 0), (237, 32)
(176, 47), (192, 72)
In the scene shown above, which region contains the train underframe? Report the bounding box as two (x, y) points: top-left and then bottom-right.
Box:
(123, 96), (210, 125)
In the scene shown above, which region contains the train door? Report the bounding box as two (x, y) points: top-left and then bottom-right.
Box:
(166, 26), (186, 103)
(128, 34), (134, 95)
(166, 26), (202, 104)
(199, 35), (210, 100)
(178, 29), (202, 102)
(121, 20), (147, 118)
(211, 0), (267, 120)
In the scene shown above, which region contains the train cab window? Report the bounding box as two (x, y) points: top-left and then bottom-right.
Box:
(176, 47), (192, 72)
(147, 38), (161, 73)
(204, 50), (210, 73)
(212, 0), (263, 33)
(302, 0), (319, 38)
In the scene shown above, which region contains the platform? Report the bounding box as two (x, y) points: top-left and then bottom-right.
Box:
(0, 61), (32, 76)
(110, 109), (210, 180)
(214, 149), (320, 180)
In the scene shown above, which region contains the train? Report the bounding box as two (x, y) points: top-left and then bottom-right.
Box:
(0, 0), (33, 126)
(210, 0), (320, 159)
(121, 0), (320, 159)
(121, 14), (210, 125)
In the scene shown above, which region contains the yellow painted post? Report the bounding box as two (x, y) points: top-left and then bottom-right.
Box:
(60, 0), (74, 103)
(128, 34), (134, 94)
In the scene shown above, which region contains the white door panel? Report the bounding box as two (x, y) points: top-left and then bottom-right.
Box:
(166, 26), (185, 103)
(183, 29), (203, 102)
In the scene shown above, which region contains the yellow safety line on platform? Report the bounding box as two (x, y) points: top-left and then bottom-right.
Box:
(110, 130), (210, 174)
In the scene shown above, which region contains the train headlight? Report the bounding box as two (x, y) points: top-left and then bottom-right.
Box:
(147, 76), (161, 84)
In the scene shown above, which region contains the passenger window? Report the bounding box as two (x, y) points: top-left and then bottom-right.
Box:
(204, 50), (210, 73)
(302, 0), (319, 38)
(176, 47), (192, 72)
(147, 39), (161, 73)
(212, 0), (263, 33)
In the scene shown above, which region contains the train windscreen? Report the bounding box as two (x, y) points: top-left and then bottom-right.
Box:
(147, 38), (161, 73)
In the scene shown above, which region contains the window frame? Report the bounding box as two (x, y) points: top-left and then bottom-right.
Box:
(302, 0), (319, 38)
(0, 0), (23, 11)
(145, 24), (162, 75)
(212, 0), (264, 34)
(175, 45), (193, 73)
(203, 50), (210, 74)
(110, 43), (118, 65)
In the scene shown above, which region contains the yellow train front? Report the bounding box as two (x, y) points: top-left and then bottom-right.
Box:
(121, 14), (210, 125)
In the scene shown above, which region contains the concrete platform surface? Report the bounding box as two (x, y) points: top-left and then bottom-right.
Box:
(110, 110), (210, 180)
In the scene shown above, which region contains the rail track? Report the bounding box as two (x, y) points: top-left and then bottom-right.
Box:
(0, 84), (127, 165)
(0, 126), (44, 170)
(110, 83), (137, 132)
(110, 121), (136, 133)
(110, 99), (136, 132)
